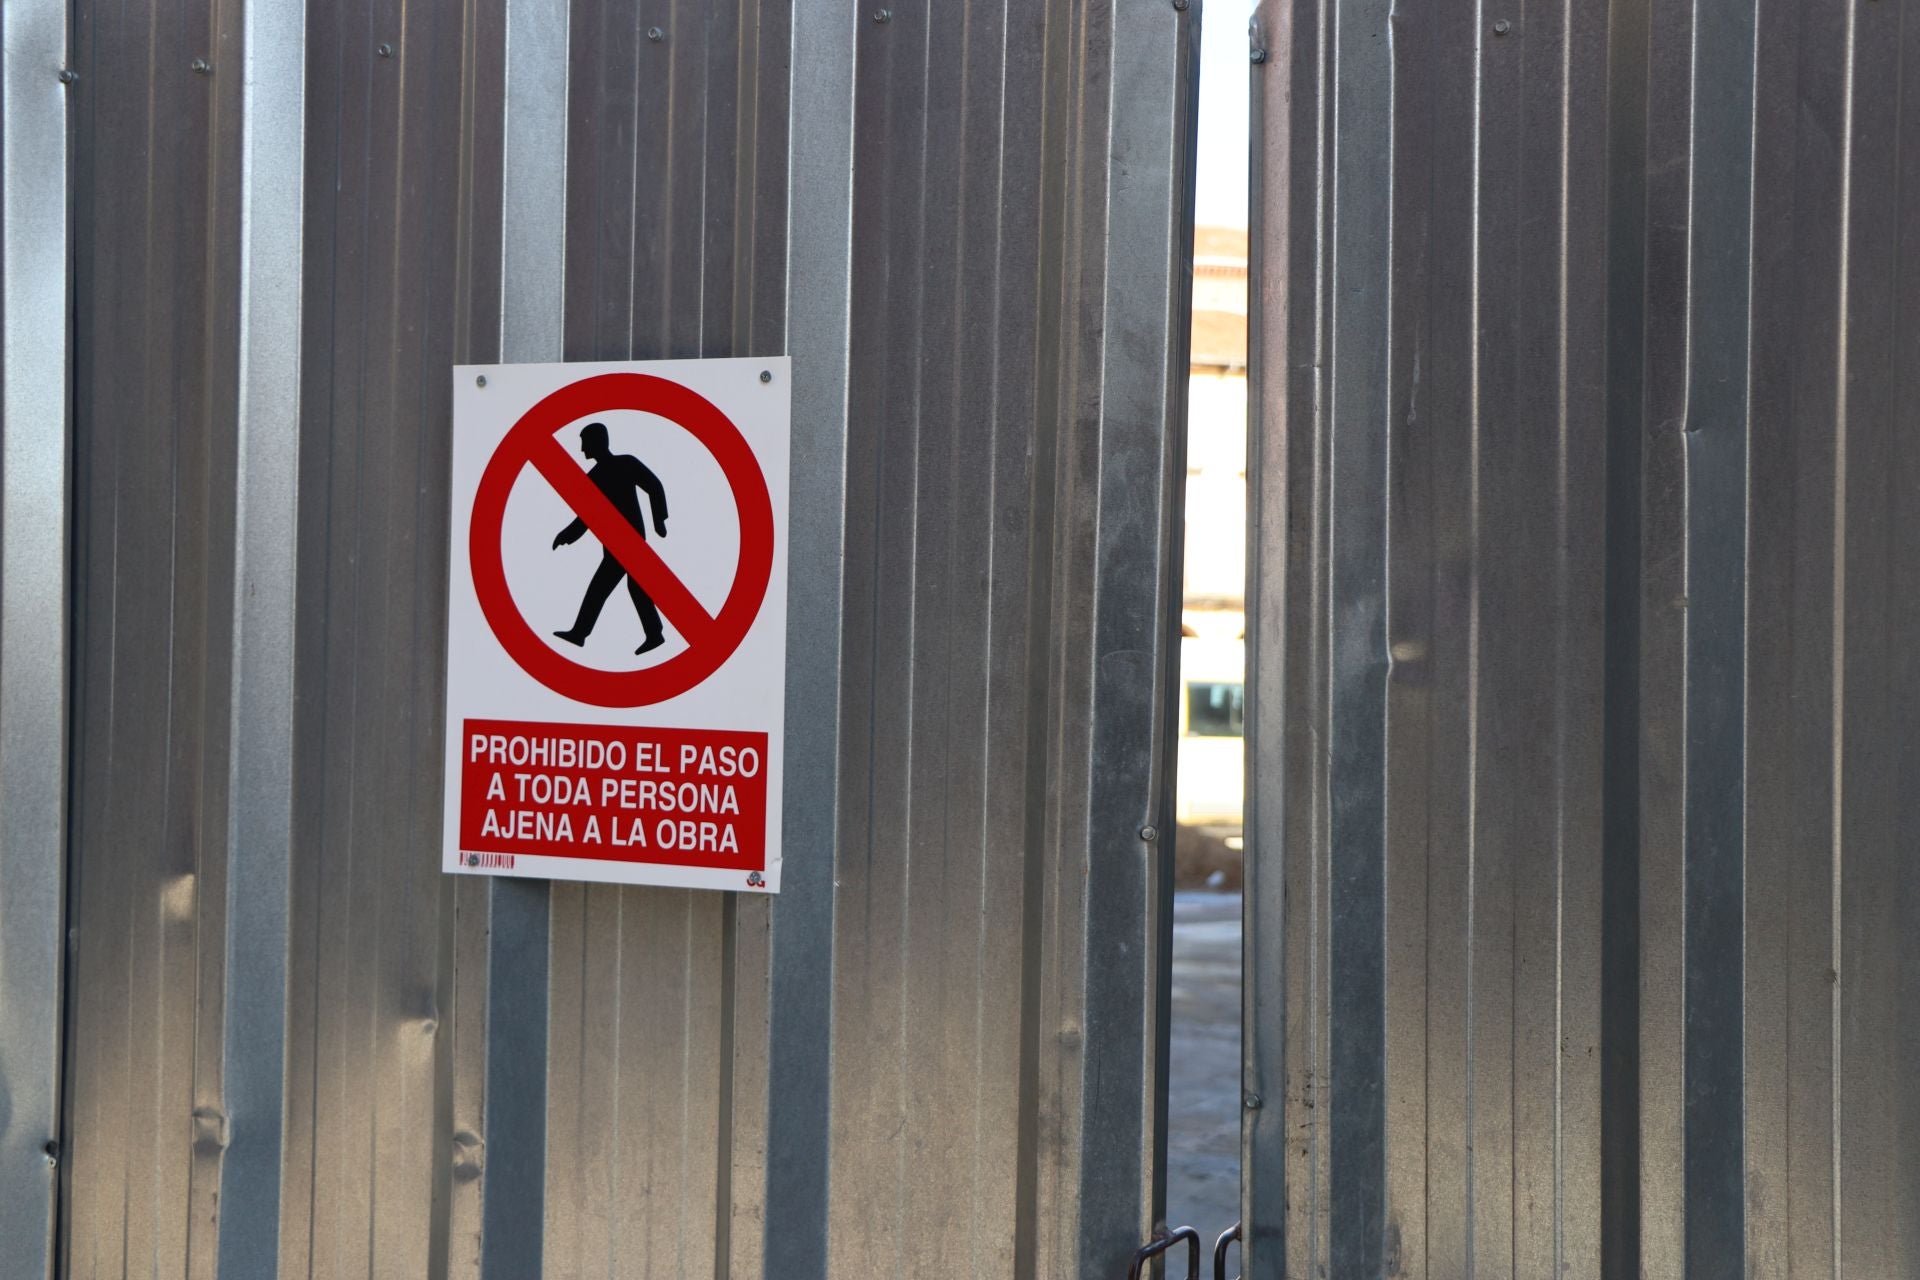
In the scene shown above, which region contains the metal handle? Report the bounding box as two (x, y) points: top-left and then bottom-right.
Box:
(1128, 1226), (1202, 1280)
(1212, 1221), (1241, 1280)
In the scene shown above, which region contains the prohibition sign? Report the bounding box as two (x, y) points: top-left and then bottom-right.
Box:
(469, 372), (775, 708)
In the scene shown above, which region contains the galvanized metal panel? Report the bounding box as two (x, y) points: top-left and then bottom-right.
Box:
(274, 0), (461, 1268)
(752, 2), (844, 1274)
(0, 5), (72, 1278)
(824, 2), (1196, 1274)
(63, 0), (240, 1273)
(538, 2), (790, 1272)
(57, 1), (1194, 1276)
(1247, 0), (1920, 1275)
(757, 1), (849, 1276)
(218, 0), (307, 1272)
(476, 0), (570, 1273)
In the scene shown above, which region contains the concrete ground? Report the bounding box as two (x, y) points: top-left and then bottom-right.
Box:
(1165, 890), (1242, 1244)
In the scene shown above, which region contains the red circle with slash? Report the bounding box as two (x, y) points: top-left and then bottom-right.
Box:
(469, 372), (774, 708)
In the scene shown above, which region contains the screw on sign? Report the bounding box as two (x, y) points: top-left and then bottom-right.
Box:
(468, 373), (775, 708)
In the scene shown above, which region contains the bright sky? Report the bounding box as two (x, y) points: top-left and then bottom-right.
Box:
(1193, 0), (1257, 230)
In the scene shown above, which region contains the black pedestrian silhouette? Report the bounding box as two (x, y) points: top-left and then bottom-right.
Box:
(551, 422), (671, 655)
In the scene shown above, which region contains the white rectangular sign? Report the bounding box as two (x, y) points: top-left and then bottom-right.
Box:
(442, 357), (790, 892)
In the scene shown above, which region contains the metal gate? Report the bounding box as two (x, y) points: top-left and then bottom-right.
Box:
(1247, 0), (1920, 1275)
(0, 0), (1199, 1275)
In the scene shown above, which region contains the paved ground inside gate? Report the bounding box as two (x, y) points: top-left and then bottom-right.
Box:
(1167, 890), (1242, 1242)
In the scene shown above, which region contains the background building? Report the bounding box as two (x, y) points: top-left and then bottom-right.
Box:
(1177, 226), (1248, 830)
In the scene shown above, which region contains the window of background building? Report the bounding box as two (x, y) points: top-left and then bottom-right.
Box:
(1165, 1), (1253, 1252)
(1186, 681), (1245, 738)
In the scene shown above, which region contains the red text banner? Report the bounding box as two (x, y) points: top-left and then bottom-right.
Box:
(460, 718), (768, 871)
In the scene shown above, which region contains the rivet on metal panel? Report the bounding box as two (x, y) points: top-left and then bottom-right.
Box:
(1492, 18), (1511, 33)
(191, 57), (212, 74)
(1250, 47), (1269, 64)
(377, 42), (394, 58)
(42, 1141), (58, 1166)
(191, 1106), (231, 1153)
(452, 1130), (485, 1182)
(646, 26), (664, 42)
(475, 375), (488, 388)
(57, 67), (78, 83)
(872, 8), (891, 22)
(759, 369), (773, 383)
(1243, 1092), (1263, 1110)
(1140, 824), (1159, 842)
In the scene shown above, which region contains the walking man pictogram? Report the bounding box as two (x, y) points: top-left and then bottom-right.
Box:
(551, 421), (671, 655)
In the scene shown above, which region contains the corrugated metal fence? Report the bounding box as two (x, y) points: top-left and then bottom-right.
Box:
(0, 0), (76, 1271)
(1246, 0), (1920, 1275)
(0, 0), (1197, 1276)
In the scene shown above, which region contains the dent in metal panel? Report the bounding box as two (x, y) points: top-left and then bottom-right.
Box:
(0, 3), (70, 1275)
(217, 0), (307, 1271)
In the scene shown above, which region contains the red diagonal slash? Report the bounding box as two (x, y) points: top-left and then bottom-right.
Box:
(528, 435), (718, 649)
(469, 371), (775, 709)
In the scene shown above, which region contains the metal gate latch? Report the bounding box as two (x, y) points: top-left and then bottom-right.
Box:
(1212, 1222), (1241, 1280)
(1128, 1226), (1200, 1280)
